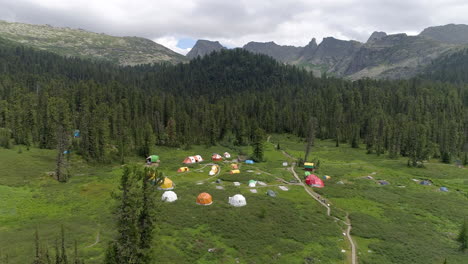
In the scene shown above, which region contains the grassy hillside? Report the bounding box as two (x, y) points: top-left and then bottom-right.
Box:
(1, 136), (467, 263)
(0, 20), (187, 65)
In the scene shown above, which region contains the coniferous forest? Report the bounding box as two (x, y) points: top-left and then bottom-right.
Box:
(0, 37), (466, 167)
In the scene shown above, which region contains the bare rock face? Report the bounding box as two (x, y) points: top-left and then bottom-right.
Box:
(367, 31), (387, 43)
(186, 40), (225, 59)
(242, 41), (302, 62)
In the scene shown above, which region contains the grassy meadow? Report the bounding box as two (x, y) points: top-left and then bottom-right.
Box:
(0, 135), (467, 263)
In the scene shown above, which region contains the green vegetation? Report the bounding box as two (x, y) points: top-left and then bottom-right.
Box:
(0, 20), (186, 65)
(0, 32), (467, 264)
(271, 134), (468, 264)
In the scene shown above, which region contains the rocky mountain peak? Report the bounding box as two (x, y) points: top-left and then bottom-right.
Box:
(186, 39), (225, 59)
(367, 31), (387, 43)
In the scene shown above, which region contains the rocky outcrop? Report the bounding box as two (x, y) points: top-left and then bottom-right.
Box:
(186, 40), (225, 59)
(242, 41), (302, 62)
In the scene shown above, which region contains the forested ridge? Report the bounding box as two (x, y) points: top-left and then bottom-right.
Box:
(0, 37), (467, 165)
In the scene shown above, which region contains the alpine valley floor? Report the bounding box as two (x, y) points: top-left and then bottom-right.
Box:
(0, 134), (467, 263)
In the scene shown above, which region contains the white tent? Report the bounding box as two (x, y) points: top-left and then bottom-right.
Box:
(228, 194), (247, 207)
(161, 191), (178, 202)
(224, 152), (231, 158)
(248, 180), (257, 187)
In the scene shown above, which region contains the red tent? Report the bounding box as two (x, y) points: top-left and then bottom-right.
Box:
(212, 153), (223, 161)
(305, 174), (324, 188)
(183, 156), (196, 164)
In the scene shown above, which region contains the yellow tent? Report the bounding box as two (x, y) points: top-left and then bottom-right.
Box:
(230, 170), (240, 174)
(177, 167), (189, 172)
(158, 177), (174, 190)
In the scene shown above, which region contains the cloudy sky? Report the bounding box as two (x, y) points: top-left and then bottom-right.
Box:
(1, 0), (468, 54)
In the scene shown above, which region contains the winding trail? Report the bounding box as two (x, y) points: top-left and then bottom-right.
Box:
(269, 135), (357, 264)
(85, 231), (100, 248)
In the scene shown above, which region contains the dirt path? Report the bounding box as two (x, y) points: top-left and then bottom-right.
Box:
(269, 136), (357, 264)
(85, 231), (100, 248)
(345, 213), (357, 264)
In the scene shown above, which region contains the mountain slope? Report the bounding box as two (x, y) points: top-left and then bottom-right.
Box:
(0, 20), (186, 65)
(419, 24), (468, 44)
(344, 33), (454, 80)
(186, 39), (225, 59)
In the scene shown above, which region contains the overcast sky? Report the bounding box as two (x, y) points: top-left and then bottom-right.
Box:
(1, 0), (468, 55)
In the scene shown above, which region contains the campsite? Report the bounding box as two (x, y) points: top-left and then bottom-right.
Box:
(1, 134), (467, 263)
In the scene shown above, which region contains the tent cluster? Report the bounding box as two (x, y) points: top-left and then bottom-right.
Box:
(183, 155), (204, 164)
(305, 174), (324, 188)
(211, 152), (232, 161)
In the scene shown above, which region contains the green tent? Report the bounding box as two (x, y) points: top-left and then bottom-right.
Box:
(304, 171), (311, 176)
(149, 155), (159, 163)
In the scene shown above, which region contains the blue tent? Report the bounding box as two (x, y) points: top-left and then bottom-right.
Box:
(420, 180), (431, 186)
(63, 150), (70, 154)
(440, 187), (448, 192)
(245, 160), (255, 164)
(73, 130), (80, 138)
(378, 180), (389, 185)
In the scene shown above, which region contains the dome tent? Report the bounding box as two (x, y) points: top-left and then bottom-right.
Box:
(177, 167), (189, 172)
(161, 191), (178, 202)
(157, 177), (174, 190)
(229, 194), (247, 207)
(212, 153), (223, 161)
(440, 187), (449, 192)
(147, 155), (159, 163)
(183, 156), (197, 164)
(248, 180), (257, 187)
(209, 165), (219, 176)
(224, 152), (231, 158)
(305, 174), (324, 188)
(196, 192), (213, 205)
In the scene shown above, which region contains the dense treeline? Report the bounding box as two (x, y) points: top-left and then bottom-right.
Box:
(424, 48), (468, 84)
(0, 37), (467, 166)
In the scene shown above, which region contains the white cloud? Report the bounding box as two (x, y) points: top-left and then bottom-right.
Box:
(1, 0), (468, 53)
(153, 36), (191, 55)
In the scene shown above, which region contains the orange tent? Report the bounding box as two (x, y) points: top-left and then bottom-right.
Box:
(196, 192), (213, 205)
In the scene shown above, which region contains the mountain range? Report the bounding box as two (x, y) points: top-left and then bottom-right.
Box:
(2, 19), (468, 79)
(189, 24), (468, 79)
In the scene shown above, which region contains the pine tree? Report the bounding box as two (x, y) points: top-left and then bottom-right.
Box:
(457, 218), (468, 252)
(251, 128), (265, 162)
(60, 226), (68, 264)
(304, 117), (317, 162)
(32, 229), (44, 264)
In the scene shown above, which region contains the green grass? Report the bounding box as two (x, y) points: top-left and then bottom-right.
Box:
(1, 136), (468, 263)
(271, 134), (468, 264)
